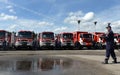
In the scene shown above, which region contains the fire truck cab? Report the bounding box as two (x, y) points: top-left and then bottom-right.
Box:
(0, 30), (15, 50)
(56, 32), (74, 49)
(38, 32), (55, 49)
(92, 32), (106, 49)
(73, 31), (93, 49)
(15, 30), (35, 50)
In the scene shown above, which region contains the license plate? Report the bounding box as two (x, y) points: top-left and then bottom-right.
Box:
(22, 42), (27, 45)
(46, 43), (50, 46)
(67, 43), (71, 46)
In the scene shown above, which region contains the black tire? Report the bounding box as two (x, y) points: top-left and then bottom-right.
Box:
(15, 47), (20, 50)
(75, 41), (82, 50)
(50, 46), (54, 50)
(61, 47), (66, 50)
(93, 43), (98, 49)
(28, 46), (34, 50)
(98, 43), (103, 49)
(102, 45), (106, 49)
(94, 43), (102, 49)
(87, 47), (92, 49)
(118, 45), (120, 50)
(69, 46), (74, 50)
(92, 42), (98, 50)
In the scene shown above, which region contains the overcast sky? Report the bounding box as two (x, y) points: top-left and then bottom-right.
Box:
(0, 0), (120, 33)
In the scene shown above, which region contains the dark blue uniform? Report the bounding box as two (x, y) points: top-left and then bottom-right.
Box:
(105, 30), (116, 59)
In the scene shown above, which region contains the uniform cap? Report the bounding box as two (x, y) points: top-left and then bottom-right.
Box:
(106, 25), (111, 28)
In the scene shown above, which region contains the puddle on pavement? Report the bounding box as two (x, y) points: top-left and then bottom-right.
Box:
(0, 56), (113, 75)
(0, 56), (73, 75)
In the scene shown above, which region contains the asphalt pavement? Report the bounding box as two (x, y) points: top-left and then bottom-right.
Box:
(0, 49), (120, 75)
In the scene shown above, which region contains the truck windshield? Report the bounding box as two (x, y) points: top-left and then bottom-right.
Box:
(18, 32), (32, 38)
(0, 31), (5, 38)
(63, 34), (73, 39)
(42, 33), (54, 39)
(82, 34), (92, 38)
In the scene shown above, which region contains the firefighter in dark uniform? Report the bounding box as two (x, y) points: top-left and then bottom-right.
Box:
(104, 24), (117, 64)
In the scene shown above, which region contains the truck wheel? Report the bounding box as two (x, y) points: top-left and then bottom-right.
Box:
(98, 43), (103, 49)
(62, 47), (65, 50)
(28, 47), (33, 50)
(87, 47), (92, 49)
(48, 46), (54, 50)
(36, 45), (41, 50)
(69, 46), (74, 50)
(15, 47), (21, 50)
(103, 45), (106, 49)
(94, 43), (100, 49)
(75, 42), (81, 50)
(92, 42), (98, 49)
(118, 45), (120, 50)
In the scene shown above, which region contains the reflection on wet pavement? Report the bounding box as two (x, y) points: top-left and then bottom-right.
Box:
(0, 57), (72, 72)
(38, 58), (54, 71)
(0, 56), (113, 75)
(0, 61), (12, 71)
(16, 61), (32, 71)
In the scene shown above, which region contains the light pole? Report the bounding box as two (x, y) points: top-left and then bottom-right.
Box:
(77, 20), (81, 31)
(94, 21), (97, 32)
(108, 23), (111, 26)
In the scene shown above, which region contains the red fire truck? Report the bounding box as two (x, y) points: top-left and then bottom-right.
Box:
(0, 30), (15, 50)
(118, 34), (120, 48)
(56, 32), (74, 49)
(92, 32), (106, 49)
(37, 32), (55, 49)
(114, 33), (120, 48)
(73, 31), (93, 49)
(15, 30), (35, 50)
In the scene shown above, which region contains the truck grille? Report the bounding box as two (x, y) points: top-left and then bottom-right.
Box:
(21, 42), (27, 45)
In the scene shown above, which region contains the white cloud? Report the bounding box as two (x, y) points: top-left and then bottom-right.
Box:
(64, 11), (96, 32)
(69, 11), (83, 17)
(7, 24), (18, 31)
(6, 5), (16, 14)
(64, 11), (84, 25)
(54, 27), (68, 32)
(38, 21), (54, 27)
(110, 21), (120, 33)
(0, 13), (17, 20)
(9, 9), (16, 14)
(83, 12), (94, 21)
(10, 24), (17, 29)
(6, 5), (12, 9)
(64, 15), (79, 25)
(17, 19), (54, 28)
(6, 24), (28, 32)
(64, 11), (95, 25)
(6, 19), (55, 32)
